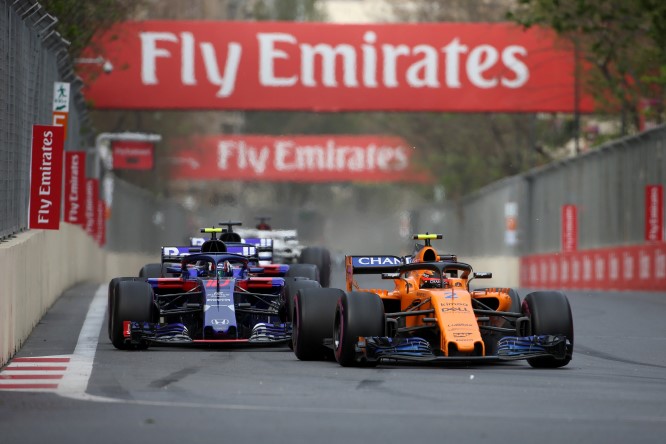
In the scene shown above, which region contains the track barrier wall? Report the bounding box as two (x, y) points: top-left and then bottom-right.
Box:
(414, 126), (665, 291)
(521, 243), (666, 291)
(0, 223), (158, 366)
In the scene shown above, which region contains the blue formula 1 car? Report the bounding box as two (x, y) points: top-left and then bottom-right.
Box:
(140, 221), (320, 282)
(108, 229), (317, 350)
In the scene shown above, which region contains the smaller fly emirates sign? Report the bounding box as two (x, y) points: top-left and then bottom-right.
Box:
(171, 135), (426, 182)
(29, 125), (65, 230)
(85, 21), (593, 112)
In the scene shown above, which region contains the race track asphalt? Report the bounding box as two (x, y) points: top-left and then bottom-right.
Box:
(1, 270), (665, 444)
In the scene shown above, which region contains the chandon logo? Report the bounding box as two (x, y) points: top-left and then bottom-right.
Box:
(355, 256), (402, 266)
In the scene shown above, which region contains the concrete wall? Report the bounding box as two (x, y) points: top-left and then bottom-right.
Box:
(0, 223), (157, 367)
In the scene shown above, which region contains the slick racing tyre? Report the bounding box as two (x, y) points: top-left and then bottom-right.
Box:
(110, 280), (155, 350)
(334, 291), (385, 367)
(299, 247), (332, 287)
(522, 291), (574, 368)
(292, 287), (342, 361)
(139, 263), (163, 278)
(286, 263), (320, 282)
(161, 262), (180, 277)
(501, 288), (522, 328)
(507, 288), (522, 313)
(283, 277), (321, 322)
(107, 277), (145, 341)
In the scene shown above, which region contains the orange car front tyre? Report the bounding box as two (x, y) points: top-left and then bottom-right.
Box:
(522, 291), (574, 368)
(333, 291), (385, 367)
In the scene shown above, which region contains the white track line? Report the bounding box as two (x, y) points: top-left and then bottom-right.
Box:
(57, 284), (120, 402)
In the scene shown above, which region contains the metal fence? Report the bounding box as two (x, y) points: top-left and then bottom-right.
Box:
(415, 125), (666, 257)
(0, 0), (187, 251)
(0, 0), (90, 240)
(105, 176), (191, 254)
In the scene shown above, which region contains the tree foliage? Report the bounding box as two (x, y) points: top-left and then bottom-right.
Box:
(40, 0), (140, 58)
(507, 0), (666, 131)
(251, 0), (326, 21)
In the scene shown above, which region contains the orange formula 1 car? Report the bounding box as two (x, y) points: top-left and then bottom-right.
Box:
(291, 234), (573, 368)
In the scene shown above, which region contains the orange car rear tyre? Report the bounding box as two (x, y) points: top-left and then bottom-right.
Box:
(334, 291), (385, 367)
(283, 277), (321, 323)
(523, 291), (574, 368)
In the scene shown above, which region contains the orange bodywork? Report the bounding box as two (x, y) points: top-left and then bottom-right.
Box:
(345, 245), (514, 357)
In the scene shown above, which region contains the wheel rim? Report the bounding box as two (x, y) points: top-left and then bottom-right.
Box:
(292, 297), (300, 351)
(333, 308), (342, 350)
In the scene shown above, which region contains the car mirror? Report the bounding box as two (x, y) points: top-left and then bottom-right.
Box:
(473, 272), (492, 279)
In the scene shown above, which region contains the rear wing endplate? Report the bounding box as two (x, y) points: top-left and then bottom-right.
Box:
(345, 255), (404, 292)
(162, 244), (258, 262)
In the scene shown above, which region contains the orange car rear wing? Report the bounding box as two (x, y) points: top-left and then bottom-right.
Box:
(345, 255), (404, 291)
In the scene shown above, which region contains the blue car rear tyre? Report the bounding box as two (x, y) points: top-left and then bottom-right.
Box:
(293, 287), (341, 360)
(139, 263), (162, 278)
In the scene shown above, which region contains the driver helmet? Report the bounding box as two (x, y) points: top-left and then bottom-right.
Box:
(420, 272), (447, 289)
(217, 260), (234, 278)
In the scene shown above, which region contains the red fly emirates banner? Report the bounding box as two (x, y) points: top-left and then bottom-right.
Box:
(84, 178), (99, 238)
(170, 135), (427, 182)
(64, 151), (86, 225)
(112, 140), (155, 170)
(561, 204), (578, 252)
(29, 125), (65, 230)
(645, 185), (663, 242)
(521, 244), (666, 292)
(84, 21), (594, 113)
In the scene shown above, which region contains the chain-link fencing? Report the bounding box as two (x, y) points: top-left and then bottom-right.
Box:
(105, 176), (191, 254)
(0, 0), (91, 240)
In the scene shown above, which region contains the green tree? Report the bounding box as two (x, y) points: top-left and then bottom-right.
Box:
(252, 0), (326, 21)
(507, 0), (666, 132)
(40, 0), (140, 58)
